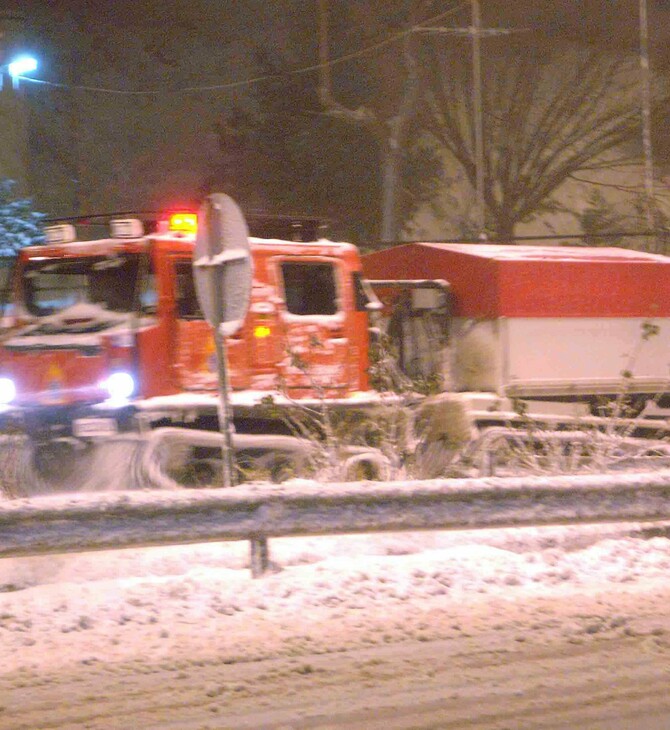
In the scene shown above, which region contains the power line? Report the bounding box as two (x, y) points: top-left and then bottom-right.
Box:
(17, 73), (277, 96)
(16, 2), (469, 97)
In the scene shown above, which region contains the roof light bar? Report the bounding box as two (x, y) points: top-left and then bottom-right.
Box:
(110, 219), (144, 238)
(168, 213), (197, 235)
(44, 224), (77, 245)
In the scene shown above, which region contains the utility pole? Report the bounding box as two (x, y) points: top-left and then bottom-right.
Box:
(471, 0), (485, 237)
(639, 0), (656, 245)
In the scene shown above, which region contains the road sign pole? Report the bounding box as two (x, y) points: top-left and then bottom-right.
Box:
(213, 323), (236, 488)
(204, 197), (237, 488)
(193, 193), (253, 489)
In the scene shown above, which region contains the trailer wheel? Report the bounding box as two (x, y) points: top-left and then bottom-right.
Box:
(341, 451), (391, 481)
(589, 395), (648, 419)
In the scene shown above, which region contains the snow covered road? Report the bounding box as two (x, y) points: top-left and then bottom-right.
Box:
(2, 523), (670, 728)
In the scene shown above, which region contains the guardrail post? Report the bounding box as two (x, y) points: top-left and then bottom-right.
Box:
(250, 536), (270, 578)
(480, 449), (496, 476)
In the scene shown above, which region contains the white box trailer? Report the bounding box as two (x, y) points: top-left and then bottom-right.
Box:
(362, 243), (670, 404)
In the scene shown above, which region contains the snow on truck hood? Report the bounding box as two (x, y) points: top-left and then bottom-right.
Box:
(2, 303), (154, 351)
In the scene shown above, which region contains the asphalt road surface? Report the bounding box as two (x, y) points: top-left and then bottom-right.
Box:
(3, 588), (670, 729)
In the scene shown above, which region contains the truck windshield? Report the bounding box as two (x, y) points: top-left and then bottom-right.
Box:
(22, 253), (155, 317)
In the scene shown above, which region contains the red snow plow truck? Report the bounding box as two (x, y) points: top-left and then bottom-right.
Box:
(0, 202), (669, 494)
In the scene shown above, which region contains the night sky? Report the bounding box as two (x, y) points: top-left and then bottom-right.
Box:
(2, 1), (669, 238)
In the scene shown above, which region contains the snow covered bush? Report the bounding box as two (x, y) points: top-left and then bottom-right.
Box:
(0, 179), (44, 255)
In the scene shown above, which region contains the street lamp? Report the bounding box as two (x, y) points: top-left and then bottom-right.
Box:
(8, 55), (37, 78)
(4, 54), (38, 90)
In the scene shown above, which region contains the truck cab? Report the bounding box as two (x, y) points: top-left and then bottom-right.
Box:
(0, 213), (378, 471)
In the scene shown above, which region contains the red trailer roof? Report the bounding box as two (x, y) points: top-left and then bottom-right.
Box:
(362, 243), (670, 318)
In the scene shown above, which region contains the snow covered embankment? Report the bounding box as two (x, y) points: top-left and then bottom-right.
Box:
(1, 521), (670, 674)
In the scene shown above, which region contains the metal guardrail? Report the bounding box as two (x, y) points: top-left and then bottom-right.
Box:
(2, 470), (670, 577)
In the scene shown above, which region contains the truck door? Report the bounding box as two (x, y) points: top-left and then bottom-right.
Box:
(275, 257), (351, 396)
(172, 258), (250, 391)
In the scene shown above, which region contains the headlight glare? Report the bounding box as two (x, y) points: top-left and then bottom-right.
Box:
(103, 372), (135, 402)
(0, 377), (16, 405)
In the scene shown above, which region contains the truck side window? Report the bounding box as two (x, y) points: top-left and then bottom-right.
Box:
(175, 262), (204, 319)
(281, 262), (338, 316)
(140, 272), (158, 313)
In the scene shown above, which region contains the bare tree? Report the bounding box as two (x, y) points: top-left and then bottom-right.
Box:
(317, 0), (435, 241)
(419, 37), (657, 240)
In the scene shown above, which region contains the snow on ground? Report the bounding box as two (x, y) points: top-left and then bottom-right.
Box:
(2, 520), (670, 674)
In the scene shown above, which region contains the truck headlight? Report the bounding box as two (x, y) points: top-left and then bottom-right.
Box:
(103, 372), (135, 403)
(0, 377), (16, 405)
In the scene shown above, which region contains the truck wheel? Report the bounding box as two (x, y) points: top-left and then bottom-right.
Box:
(32, 439), (80, 483)
(269, 456), (295, 483)
(235, 451), (297, 483)
(179, 459), (221, 487)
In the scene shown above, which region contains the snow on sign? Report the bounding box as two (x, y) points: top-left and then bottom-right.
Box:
(193, 193), (252, 336)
